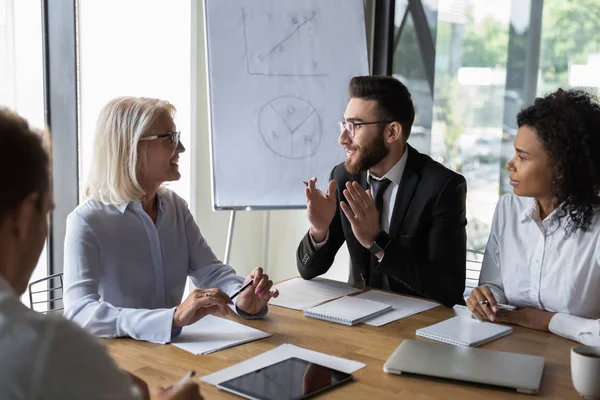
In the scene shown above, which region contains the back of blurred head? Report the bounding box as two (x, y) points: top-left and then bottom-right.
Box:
(85, 96), (176, 205)
(0, 108), (52, 294)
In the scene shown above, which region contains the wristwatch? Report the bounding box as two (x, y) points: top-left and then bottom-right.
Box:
(368, 231), (392, 255)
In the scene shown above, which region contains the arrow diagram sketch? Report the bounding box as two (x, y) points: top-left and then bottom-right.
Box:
(242, 6), (328, 76)
(258, 96), (322, 159)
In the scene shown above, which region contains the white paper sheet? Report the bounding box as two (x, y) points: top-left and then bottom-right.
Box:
(170, 315), (271, 355)
(201, 343), (366, 386)
(268, 278), (363, 310)
(356, 290), (439, 327)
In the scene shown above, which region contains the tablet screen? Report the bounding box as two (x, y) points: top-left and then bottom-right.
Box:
(217, 357), (353, 400)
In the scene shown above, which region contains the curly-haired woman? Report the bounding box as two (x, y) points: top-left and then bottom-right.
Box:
(466, 88), (600, 345)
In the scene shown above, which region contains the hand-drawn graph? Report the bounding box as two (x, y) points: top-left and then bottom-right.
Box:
(241, 6), (327, 76)
(258, 96), (322, 159)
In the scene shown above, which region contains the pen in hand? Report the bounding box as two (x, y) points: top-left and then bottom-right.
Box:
(480, 299), (515, 311)
(170, 371), (196, 393)
(230, 280), (254, 300)
(304, 180), (325, 194)
(304, 180), (321, 188)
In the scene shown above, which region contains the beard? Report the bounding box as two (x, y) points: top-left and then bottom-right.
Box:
(344, 128), (389, 174)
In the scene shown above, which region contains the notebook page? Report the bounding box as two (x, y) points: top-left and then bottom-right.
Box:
(304, 296), (391, 325)
(355, 290), (439, 326)
(269, 278), (363, 310)
(171, 315), (271, 355)
(416, 316), (512, 347)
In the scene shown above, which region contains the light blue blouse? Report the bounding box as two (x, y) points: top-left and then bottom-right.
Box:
(63, 189), (265, 344)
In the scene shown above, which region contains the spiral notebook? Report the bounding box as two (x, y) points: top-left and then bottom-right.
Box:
(416, 316), (512, 347)
(303, 296), (392, 326)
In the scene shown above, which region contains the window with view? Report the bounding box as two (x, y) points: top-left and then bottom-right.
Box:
(392, 0), (600, 291)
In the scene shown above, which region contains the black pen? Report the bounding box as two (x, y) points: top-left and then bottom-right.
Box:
(304, 180), (325, 194)
(230, 280), (254, 300)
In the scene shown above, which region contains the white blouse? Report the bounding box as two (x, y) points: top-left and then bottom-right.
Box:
(63, 189), (264, 344)
(479, 194), (600, 345)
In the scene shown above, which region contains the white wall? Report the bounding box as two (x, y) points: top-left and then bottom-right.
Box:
(191, 1), (352, 283)
(78, 0), (191, 203)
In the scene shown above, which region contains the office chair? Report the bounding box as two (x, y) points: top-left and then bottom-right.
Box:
(464, 249), (485, 298)
(28, 272), (64, 313)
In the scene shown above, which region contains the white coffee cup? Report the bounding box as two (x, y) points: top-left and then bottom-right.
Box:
(571, 345), (600, 399)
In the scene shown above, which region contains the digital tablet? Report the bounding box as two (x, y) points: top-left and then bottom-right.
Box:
(217, 357), (353, 400)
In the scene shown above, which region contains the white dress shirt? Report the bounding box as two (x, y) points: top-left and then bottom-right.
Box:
(480, 194), (600, 345)
(64, 189), (265, 344)
(366, 148), (408, 234)
(310, 150), (408, 289)
(0, 275), (137, 399)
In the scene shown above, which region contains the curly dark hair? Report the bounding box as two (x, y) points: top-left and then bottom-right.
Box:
(517, 88), (600, 233)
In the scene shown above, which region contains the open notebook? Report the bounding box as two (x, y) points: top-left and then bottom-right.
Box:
(416, 316), (512, 347)
(303, 296), (391, 326)
(171, 315), (271, 355)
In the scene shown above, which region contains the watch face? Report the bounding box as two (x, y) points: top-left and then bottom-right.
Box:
(375, 232), (392, 250)
(369, 242), (383, 254)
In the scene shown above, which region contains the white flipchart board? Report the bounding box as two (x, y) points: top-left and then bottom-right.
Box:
(205, 0), (369, 209)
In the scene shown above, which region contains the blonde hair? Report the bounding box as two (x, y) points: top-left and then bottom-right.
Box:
(85, 96), (176, 205)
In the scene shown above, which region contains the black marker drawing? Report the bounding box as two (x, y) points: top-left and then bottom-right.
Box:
(242, 7), (327, 77)
(258, 96), (322, 159)
(257, 13), (315, 62)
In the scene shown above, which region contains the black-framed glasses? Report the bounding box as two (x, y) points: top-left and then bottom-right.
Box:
(139, 131), (181, 148)
(338, 120), (393, 138)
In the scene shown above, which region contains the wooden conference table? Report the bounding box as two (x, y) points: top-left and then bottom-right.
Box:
(103, 282), (580, 399)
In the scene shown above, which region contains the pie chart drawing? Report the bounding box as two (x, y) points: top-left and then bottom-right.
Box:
(258, 96), (322, 159)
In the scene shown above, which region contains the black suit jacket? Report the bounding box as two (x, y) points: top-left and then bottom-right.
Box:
(297, 145), (467, 307)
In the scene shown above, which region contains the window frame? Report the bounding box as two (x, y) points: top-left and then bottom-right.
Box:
(41, 0), (79, 307)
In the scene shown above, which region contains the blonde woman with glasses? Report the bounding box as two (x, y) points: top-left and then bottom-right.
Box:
(63, 97), (278, 343)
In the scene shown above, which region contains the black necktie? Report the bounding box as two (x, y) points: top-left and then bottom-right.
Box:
(367, 177), (391, 288)
(370, 177), (391, 221)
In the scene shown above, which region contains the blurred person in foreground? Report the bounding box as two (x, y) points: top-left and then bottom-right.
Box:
(0, 108), (202, 399)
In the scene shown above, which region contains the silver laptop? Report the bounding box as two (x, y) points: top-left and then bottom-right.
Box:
(384, 339), (545, 394)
